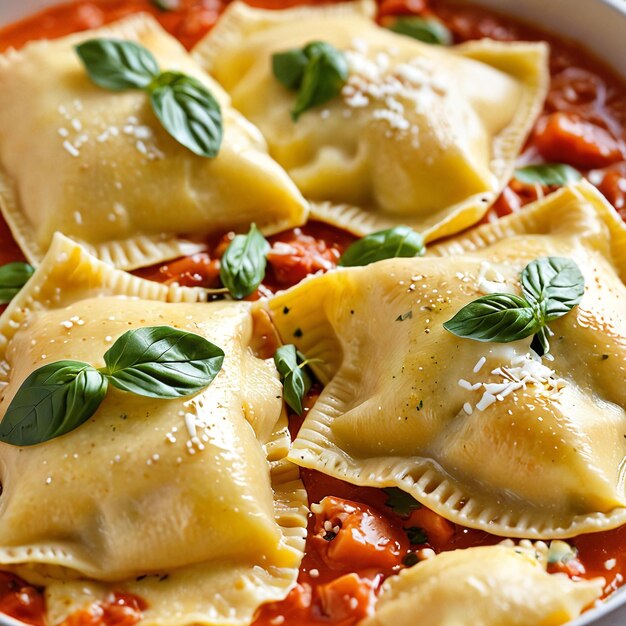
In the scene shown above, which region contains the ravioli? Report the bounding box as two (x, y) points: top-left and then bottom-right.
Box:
(0, 14), (308, 270)
(0, 234), (307, 626)
(267, 181), (626, 538)
(194, 0), (548, 242)
(362, 545), (603, 626)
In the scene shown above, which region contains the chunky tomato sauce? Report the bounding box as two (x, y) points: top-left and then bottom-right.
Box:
(1, 0), (626, 625)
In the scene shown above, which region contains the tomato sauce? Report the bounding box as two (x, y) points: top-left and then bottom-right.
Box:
(1, 0), (626, 625)
(60, 594), (146, 626)
(0, 573), (45, 626)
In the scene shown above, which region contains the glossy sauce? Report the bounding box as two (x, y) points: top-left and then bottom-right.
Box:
(1, 1), (626, 625)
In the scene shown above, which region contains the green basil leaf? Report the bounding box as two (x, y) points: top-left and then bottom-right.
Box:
(274, 344), (312, 416)
(291, 41), (349, 121)
(443, 293), (541, 343)
(149, 71), (223, 158)
(405, 526), (428, 545)
(339, 226), (425, 267)
(151, 0), (180, 10)
(383, 487), (422, 517)
(76, 39), (159, 90)
(521, 257), (585, 323)
(0, 361), (107, 446)
(514, 163), (582, 186)
(531, 325), (552, 357)
(102, 326), (224, 398)
(0, 262), (34, 304)
(389, 17), (453, 45)
(220, 223), (270, 299)
(272, 48), (309, 90)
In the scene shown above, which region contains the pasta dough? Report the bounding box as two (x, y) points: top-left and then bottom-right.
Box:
(267, 181), (626, 538)
(0, 14), (308, 270)
(0, 234), (307, 626)
(361, 545), (603, 626)
(194, 0), (548, 241)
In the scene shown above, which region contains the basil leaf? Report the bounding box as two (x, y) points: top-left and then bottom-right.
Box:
(220, 224), (270, 299)
(76, 39), (159, 90)
(383, 487), (422, 517)
(149, 71), (223, 158)
(290, 42), (349, 121)
(405, 526), (428, 545)
(514, 163), (582, 186)
(0, 262), (34, 304)
(389, 17), (453, 45)
(531, 325), (552, 357)
(272, 48), (309, 90)
(274, 344), (312, 416)
(443, 293), (541, 343)
(102, 326), (224, 398)
(0, 361), (107, 446)
(521, 257), (585, 323)
(151, 0), (180, 10)
(339, 226), (425, 267)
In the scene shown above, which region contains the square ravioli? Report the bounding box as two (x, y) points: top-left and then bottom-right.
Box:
(363, 545), (603, 626)
(0, 14), (308, 270)
(267, 181), (626, 539)
(0, 234), (307, 626)
(194, 0), (548, 242)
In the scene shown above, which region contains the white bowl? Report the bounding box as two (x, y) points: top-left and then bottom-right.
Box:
(0, 1), (625, 625)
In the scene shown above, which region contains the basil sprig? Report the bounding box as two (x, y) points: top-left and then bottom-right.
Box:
(339, 226), (425, 267)
(514, 163), (582, 186)
(0, 326), (224, 446)
(388, 17), (453, 46)
(220, 224), (270, 299)
(274, 344), (313, 415)
(444, 257), (584, 356)
(76, 39), (222, 157)
(0, 262), (35, 304)
(272, 41), (349, 121)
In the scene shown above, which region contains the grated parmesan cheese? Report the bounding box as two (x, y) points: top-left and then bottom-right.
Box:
(337, 39), (450, 138)
(459, 352), (566, 414)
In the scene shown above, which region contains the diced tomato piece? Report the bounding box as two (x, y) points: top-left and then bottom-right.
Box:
(377, 0), (426, 18)
(317, 573), (375, 625)
(489, 178), (546, 221)
(311, 497), (407, 570)
(533, 113), (624, 169)
(592, 162), (626, 213)
(266, 235), (340, 287)
(405, 507), (455, 548)
(61, 594), (145, 626)
(134, 253), (221, 289)
(176, 5), (220, 48)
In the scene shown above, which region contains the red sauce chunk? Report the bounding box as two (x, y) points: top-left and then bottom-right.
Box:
(1, 1), (626, 626)
(60, 594), (146, 626)
(0, 573), (45, 626)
